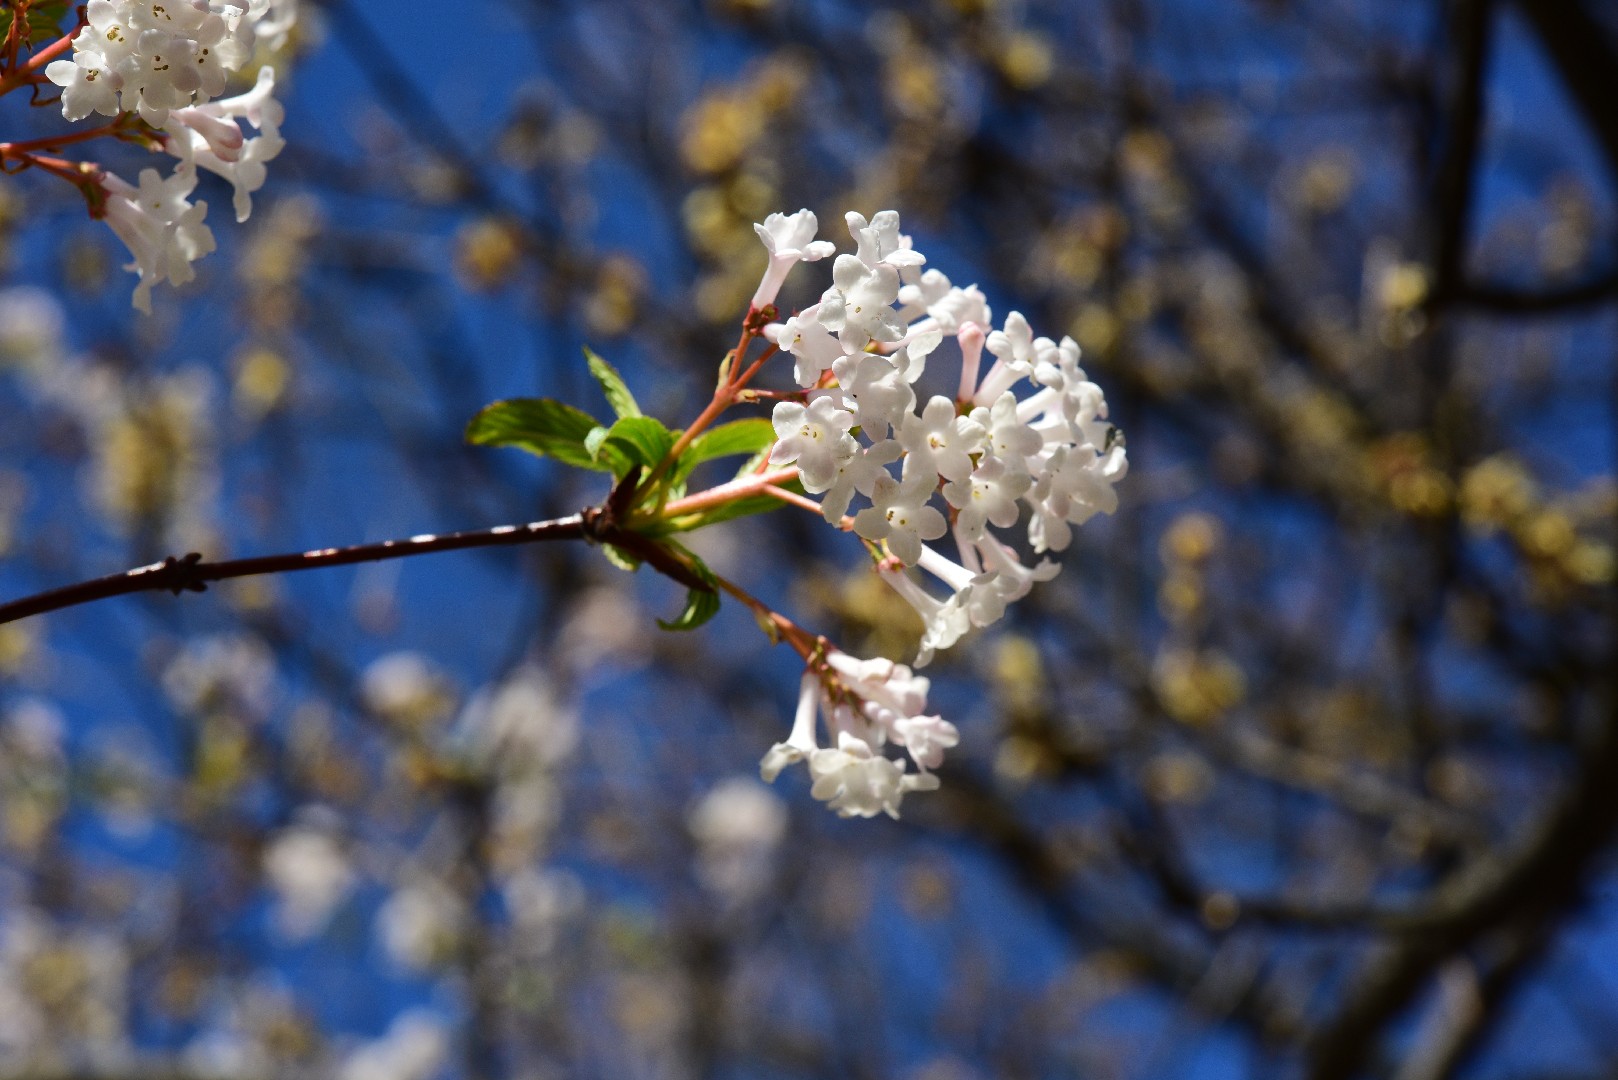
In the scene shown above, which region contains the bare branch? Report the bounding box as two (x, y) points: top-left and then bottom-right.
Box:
(0, 514), (587, 626)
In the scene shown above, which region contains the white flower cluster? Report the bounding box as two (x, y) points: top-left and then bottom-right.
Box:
(45, 0), (294, 311)
(750, 209), (1125, 817)
(760, 654), (956, 819)
(758, 209), (1128, 667)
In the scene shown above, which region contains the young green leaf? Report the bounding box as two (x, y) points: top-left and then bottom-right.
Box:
(584, 347), (641, 419)
(595, 415), (677, 472)
(673, 418), (775, 485)
(601, 544), (642, 572)
(583, 424), (611, 462)
(465, 398), (621, 472)
(656, 545), (721, 632)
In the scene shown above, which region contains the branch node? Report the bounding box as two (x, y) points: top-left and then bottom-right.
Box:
(162, 552), (208, 595)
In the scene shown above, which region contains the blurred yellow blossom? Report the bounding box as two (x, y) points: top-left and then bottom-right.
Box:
(455, 217), (525, 291)
(1154, 648), (1246, 725)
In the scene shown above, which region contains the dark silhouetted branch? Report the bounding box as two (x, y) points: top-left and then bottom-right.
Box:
(0, 515), (587, 626)
(1457, 271), (1618, 313)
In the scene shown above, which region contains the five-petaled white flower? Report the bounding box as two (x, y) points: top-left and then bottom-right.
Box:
(943, 453), (1033, 543)
(774, 304), (845, 389)
(817, 254), (903, 350)
(833, 352), (915, 440)
(768, 396), (857, 492)
(853, 474), (947, 566)
(899, 396), (985, 484)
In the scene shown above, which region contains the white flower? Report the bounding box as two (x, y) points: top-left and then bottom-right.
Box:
(45, 51), (120, 121)
(454, 664), (578, 772)
(776, 303), (846, 388)
(0, 287), (66, 370)
(86, 0), (139, 62)
(824, 651), (930, 728)
(502, 867), (585, 951)
(48, 0), (284, 124)
(817, 253), (902, 350)
(927, 282), (992, 334)
(58, 3), (292, 310)
(748, 206), (1128, 801)
(46, 4), (136, 121)
(879, 565), (974, 667)
(985, 310), (1036, 366)
(891, 326), (944, 384)
(971, 390), (1045, 463)
(751, 208), (836, 309)
(944, 453), (1032, 542)
(833, 351), (914, 440)
(767, 396), (857, 492)
(972, 534), (1060, 605)
(359, 651), (454, 728)
(846, 210), (926, 271)
(899, 395), (985, 484)
(892, 714), (958, 771)
(100, 164), (217, 313)
(974, 311), (1040, 404)
(818, 438), (900, 523)
(689, 777), (789, 850)
(761, 654), (946, 815)
(896, 267), (954, 325)
(161, 633), (276, 716)
(120, 24), (220, 125)
(760, 671), (822, 781)
(1032, 334), (1087, 398)
(915, 544), (999, 624)
(165, 65), (285, 222)
(1026, 442), (1129, 552)
(807, 731), (909, 819)
(853, 473), (946, 566)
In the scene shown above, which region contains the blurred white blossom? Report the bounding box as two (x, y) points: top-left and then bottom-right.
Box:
(263, 819), (354, 941)
(376, 880), (464, 971)
(338, 1009), (448, 1080)
(688, 777), (788, 905)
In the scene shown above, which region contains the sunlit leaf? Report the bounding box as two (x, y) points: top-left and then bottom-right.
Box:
(584, 347), (641, 419)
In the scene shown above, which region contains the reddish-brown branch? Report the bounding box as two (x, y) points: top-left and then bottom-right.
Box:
(0, 22), (80, 98)
(0, 119), (128, 158)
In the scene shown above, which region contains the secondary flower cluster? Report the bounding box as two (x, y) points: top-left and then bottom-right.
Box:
(45, 0), (294, 311)
(760, 653), (955, 820)
(750, 208), (1127, 816)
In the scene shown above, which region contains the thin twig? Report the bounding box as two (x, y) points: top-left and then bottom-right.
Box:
(0, 514), (586, 626)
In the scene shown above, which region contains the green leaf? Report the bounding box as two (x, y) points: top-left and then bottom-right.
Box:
(601, 544), (641, 572)
(584, 347), (641, 419)
(673, 418), (775, 485)
(656, 545), (721, 632)
(465, 398), (625, 472)
(583, 424), (611, 462)
(595, 415), (677, 472)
